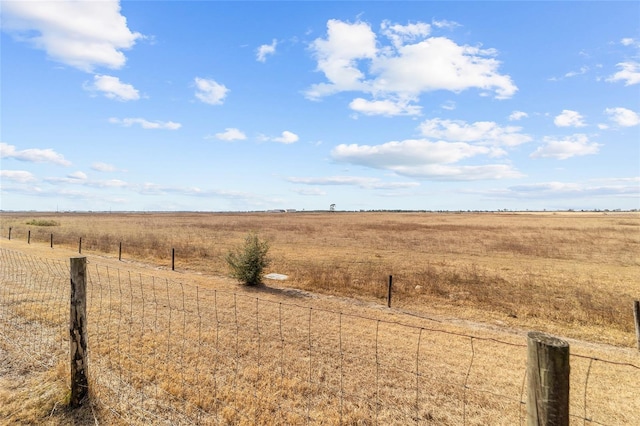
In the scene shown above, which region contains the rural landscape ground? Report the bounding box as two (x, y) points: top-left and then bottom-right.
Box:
(0, 211), (639, 424)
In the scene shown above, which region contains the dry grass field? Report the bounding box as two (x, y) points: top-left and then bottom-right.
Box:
(1, 211), (639, 345)
(1, 211), (639, 425)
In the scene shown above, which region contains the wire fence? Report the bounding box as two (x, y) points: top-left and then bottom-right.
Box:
(1, 247), (639, 425)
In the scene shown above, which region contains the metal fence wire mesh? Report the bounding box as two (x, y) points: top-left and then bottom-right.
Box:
(1, 247), (639, 425)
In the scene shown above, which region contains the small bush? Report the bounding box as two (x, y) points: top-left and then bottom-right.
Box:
(226, 232), (271, 286)
(26, 219), (60, 226)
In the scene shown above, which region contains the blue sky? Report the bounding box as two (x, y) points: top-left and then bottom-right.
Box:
(1, 1), (639, 212)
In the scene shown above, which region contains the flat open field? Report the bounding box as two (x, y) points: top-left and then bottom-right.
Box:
(2, 211), (639, 346)
(1, 211), (639, 425)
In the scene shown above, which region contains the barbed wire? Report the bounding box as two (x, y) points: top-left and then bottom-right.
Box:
(1, 247), (639, 425)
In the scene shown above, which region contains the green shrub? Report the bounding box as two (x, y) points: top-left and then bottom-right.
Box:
(26, 219), (60, 226)
(226, 232), (271, 286)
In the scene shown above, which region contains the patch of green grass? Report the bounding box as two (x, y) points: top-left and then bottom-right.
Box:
(26, 219), (60, 227)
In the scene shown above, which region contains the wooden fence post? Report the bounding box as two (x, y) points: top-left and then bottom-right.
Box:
(387, 275), (393, 308)
(70, 256), (89, 407)
(634, 300), (640, 351)
(28, 230), (31, 244)
(78, 237), (82, 254)
(119, 242), (122, 261)
(8, 227), (11, 240)
(172, 248), (175, 271)
(50, 233), (53, 249)
(527, 331), (569, 426)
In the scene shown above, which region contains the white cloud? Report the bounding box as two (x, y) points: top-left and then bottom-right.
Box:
(0, 170), (37, 183)
(441, 100), (456, 111)
(306, 19), (377, 99)
(564, 66), (589, 78)
(135, 183), (280, 206)
(604, 107), (640, 127)
(67, 171), (88, 180)
(554, 110), (586, 127)
(289, 176), (366, 186)
(273, 131), (299, 144)
(0, 142), (71, 166)
(91, 162), (117, 172)
(213, 128), (247, 141)
(374, 36), (516, 98)
(0, 180), (131, 204)
(494, 179), (639, 200)
(508, 111), (528, 121)
(109, 117), (181, 130)
(369, 181), (421, 190)
(607, 62), (640, 86)
(396, 163), (522, 180)
(621, 38), (636, 47)
(431, 19), (460, 30)
(291, 187), (327, 196)
(596, 176), (640, 184)
(380, 20), (431, 49)
(349, 98), (421, 116)
(331, 139), (522, 180)
(88, 179), (128, 188)
(305, 19), (517, 104)
(1, 0), (142, 72)
(85, 74), (140, 101)
(45, 175), (129, 188)
(194, 77), (229, 105)
(287, 176), (419, 190)
(333, 140), (488, 166)
(419, 118), (532, 147)
(256, 39), (277, 62)
(530, 134), (601, 160)
(510, 182), (583, 194)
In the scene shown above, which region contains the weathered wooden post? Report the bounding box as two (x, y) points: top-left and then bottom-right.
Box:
(172, 248), (175, 271)
(634, 300), (640, 351)
(387, 275), (393, 308)
(527, 331), (569, 426)
(50, 233), (53, 248)
(118, 242), (122, 261)
(28, 230), (31, 244)
(78, 237), (82, 254)
(8, 227), (11, 240)
(70, 256), (89, 407)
